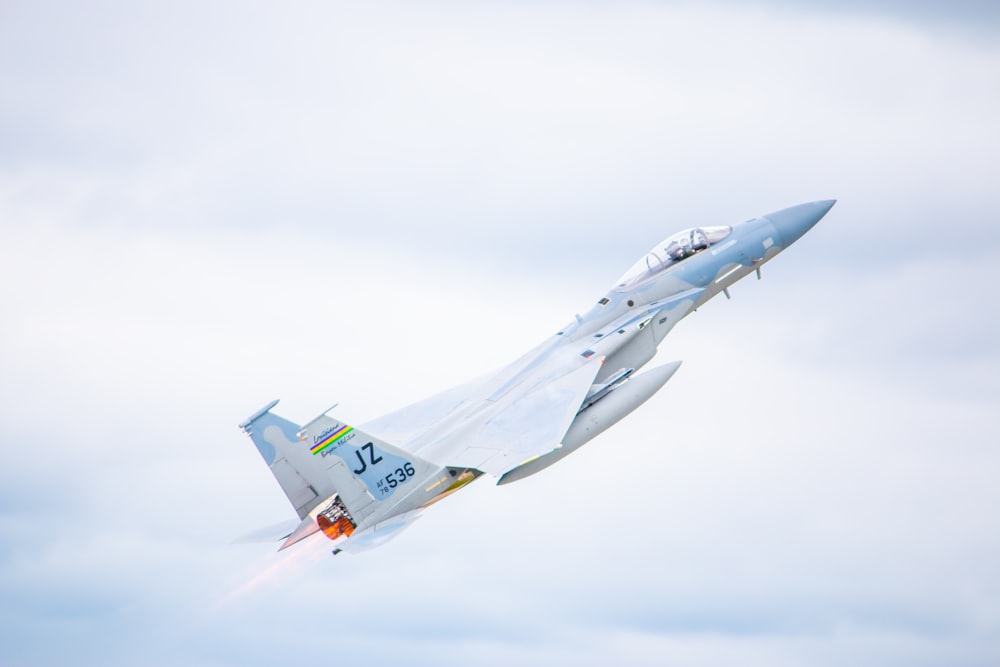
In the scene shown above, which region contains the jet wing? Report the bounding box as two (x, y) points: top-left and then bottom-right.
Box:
(360, 373), (490, 447)
(360, 336), (559, 448)
(416, 357), (605, 476)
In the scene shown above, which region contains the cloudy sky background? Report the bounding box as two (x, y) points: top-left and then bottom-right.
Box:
(1, 1), (998, 665)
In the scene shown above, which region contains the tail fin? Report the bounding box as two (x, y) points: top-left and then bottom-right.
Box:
(239, 400), (335, 519)
(239, 400), (440, 551)
(295, 413), (439, 505)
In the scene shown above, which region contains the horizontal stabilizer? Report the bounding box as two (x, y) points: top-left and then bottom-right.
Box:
(334, 511), (423, 554)
(231, 518), (300, 544)
(279, 515), (323, 551)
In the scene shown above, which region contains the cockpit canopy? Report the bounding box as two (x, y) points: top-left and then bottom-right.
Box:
(613, 226), (732, 290)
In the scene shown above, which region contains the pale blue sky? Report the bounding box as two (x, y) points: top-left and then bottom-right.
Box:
(1, 2), (998, 666)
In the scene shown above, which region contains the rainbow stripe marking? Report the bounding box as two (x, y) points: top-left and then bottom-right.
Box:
(310, 424), (354, 455)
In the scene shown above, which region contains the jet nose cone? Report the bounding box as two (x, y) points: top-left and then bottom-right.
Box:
(765, 199), (836, 246)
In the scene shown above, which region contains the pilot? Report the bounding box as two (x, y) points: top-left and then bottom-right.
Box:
(666, 240), (688, 262)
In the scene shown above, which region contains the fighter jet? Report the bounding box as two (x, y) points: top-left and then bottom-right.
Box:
(238, 200), (835, 554)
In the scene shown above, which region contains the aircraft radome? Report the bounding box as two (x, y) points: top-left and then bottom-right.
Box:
(237, 200), (836, 555)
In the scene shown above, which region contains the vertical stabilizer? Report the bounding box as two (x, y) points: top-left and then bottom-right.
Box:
(239, 400), (444, 552)
(239, 400), (336, 519)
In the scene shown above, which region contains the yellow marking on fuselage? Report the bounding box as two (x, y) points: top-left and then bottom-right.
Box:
(424, 476), (448, 493)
